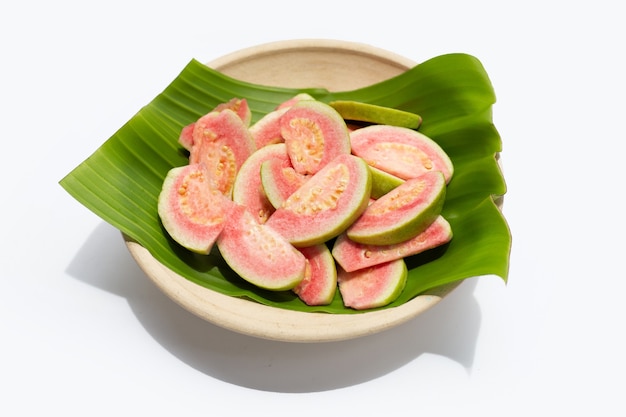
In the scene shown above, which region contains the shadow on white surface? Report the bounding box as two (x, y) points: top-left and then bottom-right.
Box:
(66, 222), (482, 392)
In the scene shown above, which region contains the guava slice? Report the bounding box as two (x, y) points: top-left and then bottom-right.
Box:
(337, 258), (408, 310)
(347, 170), (446, 246)
(189, 108), (256, 197)
(329, 100), (422, 129)
(178, 98), (251, 151)
(157, 163), (234, 255)
(248, 107), (289, 149)
(178, 122), (195, 151)
(369, 166), (405, 199)
(232, 143), (290, 224)
(249, 94), (319, 148)
(280, 100), (351, 175)
(350, 124), (454, 183)
(276, 93), (315, 110)
(216, 204), (307, 291)
(260, 157), (309, 209)
(293, 244), (337, 306)
(214, 97), (252, 127)
(265, 154), (372, 247)
(332, 215), (452, 272)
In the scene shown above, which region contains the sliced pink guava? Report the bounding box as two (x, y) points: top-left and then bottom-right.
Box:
(157, 163), (234, 255)
(214, 97), (252, 127)
(178, 98), (251, 151)
(332, 215), (452, 272)
(293, 244), (337, 306)
(189, 109), (256, 197)
(178, 122), (195, 151)
(249, 94), (319, 149)
(276, 93), (315, 110)
(260, 157), (309, 209)
(347, 170), (446, 246)
(216, 204), (307, 291)
(337, 258), (408, 310)
(265, 154), (372, 247)
(232, 143), (290, 224)
(350, 124), (454, 183)
(280, 100), (351, 175)
(248, 107), (289, 149)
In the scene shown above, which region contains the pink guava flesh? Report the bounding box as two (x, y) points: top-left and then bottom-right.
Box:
(248, 107), (288, 149)
(280, 100), (351, 175)
(157, 163), (234, 255)
(232, 143), (290, 224)
(264, 154), (371, 247)
(293, 244), (337, 306)
(346, 170), (446, 245)
(189, 109), (256, 196)
(275, 93), (315, 110)
(350, 124), (454, 183)
(337, 259), (408, 310)
(213, 97), (252, 127)
(333, 215), (452, 272)
(216, 204), (306, 291)
(260, 157), (309, 209)
(178, 122), (195, 151)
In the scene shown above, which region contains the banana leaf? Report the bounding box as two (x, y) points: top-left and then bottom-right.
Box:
(60, 53), (511, 314)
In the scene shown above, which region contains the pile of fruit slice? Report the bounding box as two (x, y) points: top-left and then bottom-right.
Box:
(157, 96), (454, 310)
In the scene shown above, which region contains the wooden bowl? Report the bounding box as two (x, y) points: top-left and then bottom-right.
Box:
(124, 39), (460, 343)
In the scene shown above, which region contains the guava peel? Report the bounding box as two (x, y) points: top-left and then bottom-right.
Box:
(337, 258), (408, 310)
(347, 171), (446, 246)
(369, 166), (405, 199)
(216, 204), (307, 291)
(329, 100), (422, 129)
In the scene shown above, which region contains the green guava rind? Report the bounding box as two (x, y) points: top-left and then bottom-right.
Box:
(157, 163), (234, 255)
(337, 258), (408, 310)
(329, 100), (422, 129)
(216, 204), (306, 291)
(369, 166), (405, 199)
(350, 124), (454, 183)
(265, 154), (372, 247)
(280, 100), (352, 175)
(260, 157), (309, 209)
(293, 244), (337, 306)
(189, 108), (256, 196)
(232, 143), (289, 224)
(332, 215), (452, 272)
(347, 171), (446, 246)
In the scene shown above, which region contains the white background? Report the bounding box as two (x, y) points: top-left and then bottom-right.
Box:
(2, 1), (624, 415)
